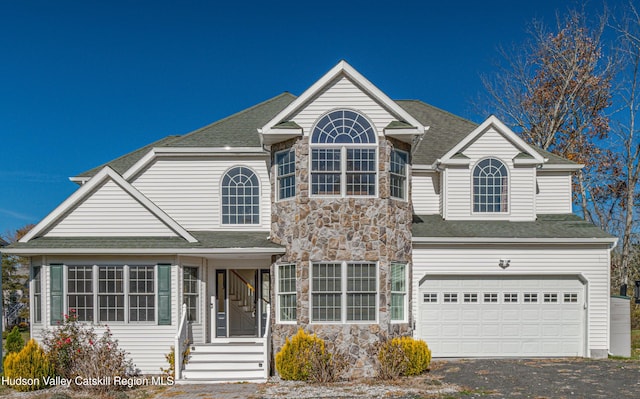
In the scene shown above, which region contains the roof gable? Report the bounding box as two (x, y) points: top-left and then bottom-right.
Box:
(259, 61), (426, 144)
(22, 167), (197, 243)
(438, 115), (545, 166)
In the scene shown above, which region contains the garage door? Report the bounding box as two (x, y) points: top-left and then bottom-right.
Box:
(419, 275), (585, 357)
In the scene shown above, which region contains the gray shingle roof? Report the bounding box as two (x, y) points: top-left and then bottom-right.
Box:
(77, 93), (297, 178)
(7, 231), (281, 251)
(412, 214), (614, 240)
(76, 93), (576, 179)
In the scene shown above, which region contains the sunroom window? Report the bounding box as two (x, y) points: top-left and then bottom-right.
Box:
(473, 158), (509, 213)
(310, 110), (377, 197)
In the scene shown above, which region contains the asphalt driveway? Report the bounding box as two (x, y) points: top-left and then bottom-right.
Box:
(433, 358), (640, 398)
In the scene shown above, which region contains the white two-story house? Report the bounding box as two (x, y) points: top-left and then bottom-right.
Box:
(5, 61), (616, 382)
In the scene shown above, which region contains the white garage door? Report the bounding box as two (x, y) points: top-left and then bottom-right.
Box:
(419, 275), (585, 357)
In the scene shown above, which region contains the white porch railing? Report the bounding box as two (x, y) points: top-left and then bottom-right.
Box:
(263, 304), (271, 379)
(174, 303), (188, 380)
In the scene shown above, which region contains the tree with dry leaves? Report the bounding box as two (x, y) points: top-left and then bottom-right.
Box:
(479, 8), (616, 226)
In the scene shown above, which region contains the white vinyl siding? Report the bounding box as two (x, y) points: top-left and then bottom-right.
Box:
(132, 158), (271, 231)
(412, 245), (611, 357)
(443, 128), (536, 221)
(536, 172), (573, 214)
(292, 77), (396, 138)
(412, 172), (440, 215)
(46, 180), (177, 237)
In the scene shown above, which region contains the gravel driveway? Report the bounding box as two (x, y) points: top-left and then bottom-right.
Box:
(433, 358), (640, 398)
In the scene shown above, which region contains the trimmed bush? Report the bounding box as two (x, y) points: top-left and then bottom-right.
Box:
(275, 329), (325, 380)
(376, 336), (431, 379)
(3, 339), (55, 392)
(5, 326), (25, 356)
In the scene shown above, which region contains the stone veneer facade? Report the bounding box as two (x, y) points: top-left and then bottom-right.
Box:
(269, 135), (413, 378)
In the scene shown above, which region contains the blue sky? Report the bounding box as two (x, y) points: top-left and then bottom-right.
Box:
(0, 0), (608, 237)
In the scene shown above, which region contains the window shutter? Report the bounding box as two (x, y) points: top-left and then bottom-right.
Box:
(50, 264), (63, 325)
(158, 264), (171, 325)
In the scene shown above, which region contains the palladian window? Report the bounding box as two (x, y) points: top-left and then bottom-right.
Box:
(473, 158), (508, 213)
(310, 109), (377, 197)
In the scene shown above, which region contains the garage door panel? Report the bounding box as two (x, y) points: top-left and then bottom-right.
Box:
(419, 276), (585, 357)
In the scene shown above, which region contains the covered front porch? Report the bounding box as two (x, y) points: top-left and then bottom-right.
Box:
(175, 249), (280, 383)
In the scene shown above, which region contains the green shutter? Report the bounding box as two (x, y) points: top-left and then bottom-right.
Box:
(158, 264), (171, 325)
(50, 264), (63, 325)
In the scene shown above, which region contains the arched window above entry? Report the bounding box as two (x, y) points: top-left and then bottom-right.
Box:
(473, 158), (508, 213)
(310, 109), (377, 197)
(221, 166), (260, 224)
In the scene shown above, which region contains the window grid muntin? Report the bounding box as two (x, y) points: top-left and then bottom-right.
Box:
(183, 267), (199, 322)
(33, 266), (42, 323)
(390, 149), (408, 200)
(98, 266), (124, 322)
(564, 293), (578, 303)
(423, 293), (438, 303)
(129, 266), (155, 322)
(346, 263), (376, 322)
(276, 149), (296, 200)
(221, 166), (260, 225)
(310, 110), (377, 198)
(524, 293), (538, 303)
(483, 293), (498, 303)
(390, 262), (407, 322)
(443, 293), (458, 303)
(473, 158), (509, 213)
(311, 262), (378, 323)
(67, 266), (94, 322)
(544, 293), (558, 303)
(464, 293), (478, 303)
(278, 264), (297, 322)
(504, 293), (518, 303)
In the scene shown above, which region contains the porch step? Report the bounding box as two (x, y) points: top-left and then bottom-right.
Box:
(180, 341), (267, 383)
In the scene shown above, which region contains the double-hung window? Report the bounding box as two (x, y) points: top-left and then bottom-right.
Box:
(129, 266), (155, 322)
(99, 266), (124, 322)
(276, 149), (296, 200)
(310, 110), (377, 197)
(390, 262), (408, 322)
(311, 262), (377, 323)
(390, 149), (408, 200)
(277, 264), (296, 322)
(32, 266), (42, 323)
(183, 267), (199, 322)
(68, 266), (94, 322)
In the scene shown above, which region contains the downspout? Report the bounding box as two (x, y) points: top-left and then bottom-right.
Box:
(410, 126), (430, 157)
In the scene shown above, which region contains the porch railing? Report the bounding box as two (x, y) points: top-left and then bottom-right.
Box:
(263, 304), (271, 379)
(174, 303), (188, 380)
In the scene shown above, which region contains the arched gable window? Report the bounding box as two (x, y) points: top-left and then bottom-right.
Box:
(221, 166), (260, 224)
(473, 158), (508, 213)
(310, 109), (377, 196)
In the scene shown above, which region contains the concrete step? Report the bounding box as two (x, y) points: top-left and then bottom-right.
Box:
(181, 368), (265, 380)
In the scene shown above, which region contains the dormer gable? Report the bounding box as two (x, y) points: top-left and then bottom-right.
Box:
(258, 60), (427, 145)
(436, 115), (545, 168)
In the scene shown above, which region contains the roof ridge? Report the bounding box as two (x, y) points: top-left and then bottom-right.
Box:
(75, 135), (183, 178)
(170, 92), (297, 145)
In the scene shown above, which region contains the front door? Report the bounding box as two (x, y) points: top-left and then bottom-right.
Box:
(211, 268), (270, 339)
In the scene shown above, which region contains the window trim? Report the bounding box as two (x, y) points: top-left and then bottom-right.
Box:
(471, 157), (510, 214)
(275, 148), (296, 201)
(310, 261), (379, 324)
(390, 149), (409, 201)
(309, 109), (379, 198)
(220, 165), (261, 226)
(63, 264), (159, 324)
(276, 263), (297, 324)
(390, 262), (408, 323)
(32, 266), (42, 324)
(182, 266), (200, 323)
